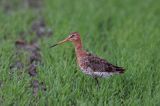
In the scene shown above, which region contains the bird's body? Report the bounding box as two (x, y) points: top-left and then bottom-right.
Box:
(51, 32), (125, 82)
(74, 40), (124, 78)
(77, 52), (124, 77)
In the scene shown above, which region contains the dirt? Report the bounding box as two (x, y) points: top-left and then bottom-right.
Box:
(12, 19), (51, 95)
(32, 80), (47, 96)
(23, 0), (43, 9)
(32, 80), (39, 96)
(29, 51), (41, 64)
(15, 39), (40, 52)
(7, 0), (51, 96)
(0, 0), (44, 14)
(28, 64), (37, 77)
(31, 18), (53, 38)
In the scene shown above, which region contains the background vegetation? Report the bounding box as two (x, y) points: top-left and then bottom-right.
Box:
(0, 0), (160, 105)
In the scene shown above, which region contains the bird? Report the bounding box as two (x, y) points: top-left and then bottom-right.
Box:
(50, 32), (125, 86)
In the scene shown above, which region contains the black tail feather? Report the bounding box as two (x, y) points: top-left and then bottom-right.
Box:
(115, 67), (125, 74)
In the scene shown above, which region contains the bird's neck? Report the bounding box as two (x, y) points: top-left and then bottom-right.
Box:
(73, 40), (86, 57)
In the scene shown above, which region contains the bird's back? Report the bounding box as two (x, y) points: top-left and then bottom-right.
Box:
(78, 52), (125, 77)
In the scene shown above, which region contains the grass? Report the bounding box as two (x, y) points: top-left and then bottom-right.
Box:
(0, 0), (160, 105)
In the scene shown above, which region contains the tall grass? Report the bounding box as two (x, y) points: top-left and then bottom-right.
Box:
(0, 0), (160, 105)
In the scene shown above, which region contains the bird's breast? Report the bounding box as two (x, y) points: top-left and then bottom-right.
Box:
(77, 56), (88, 69)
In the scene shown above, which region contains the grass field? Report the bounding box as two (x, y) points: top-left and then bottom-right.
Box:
(0, 0), (160, 105)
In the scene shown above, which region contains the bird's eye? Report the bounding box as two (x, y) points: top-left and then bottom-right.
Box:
(70, 34), (75, 38)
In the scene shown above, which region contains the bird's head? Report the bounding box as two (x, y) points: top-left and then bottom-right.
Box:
(67, 32), (80, 42)
(50, 32), (81, 47)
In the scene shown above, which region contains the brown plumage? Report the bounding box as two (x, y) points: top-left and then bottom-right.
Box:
(78, 52), (124, 77)
(51, 32), (125, 85)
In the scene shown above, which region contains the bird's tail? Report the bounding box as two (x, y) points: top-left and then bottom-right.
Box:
(115, 67), (125, 74)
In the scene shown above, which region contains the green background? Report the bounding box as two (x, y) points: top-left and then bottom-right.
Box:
(0, 0), (160, 105)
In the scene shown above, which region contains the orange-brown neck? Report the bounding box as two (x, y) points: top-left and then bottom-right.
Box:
(72, 39), (86, 58)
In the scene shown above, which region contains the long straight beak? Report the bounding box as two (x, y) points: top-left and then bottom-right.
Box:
(50, 38), (68, 48)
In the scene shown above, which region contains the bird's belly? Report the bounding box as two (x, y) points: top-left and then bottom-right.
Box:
(93, 72), (113, 77)
(80, 67), (93, 76)
(80, 67), (113, 77)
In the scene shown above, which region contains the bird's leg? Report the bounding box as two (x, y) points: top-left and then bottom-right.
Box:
(94, 77), (100, 89)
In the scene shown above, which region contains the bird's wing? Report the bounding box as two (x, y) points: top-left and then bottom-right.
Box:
(84, 53), (124, 73)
